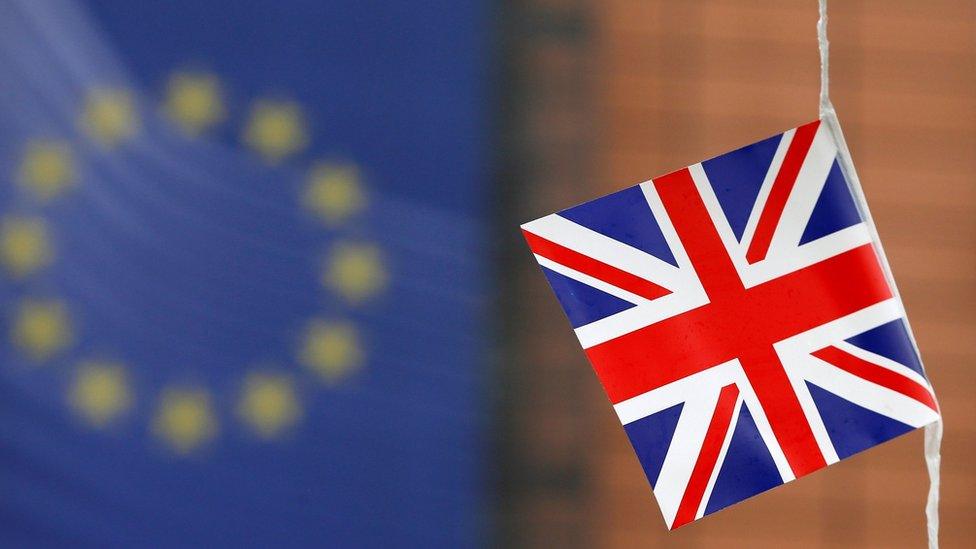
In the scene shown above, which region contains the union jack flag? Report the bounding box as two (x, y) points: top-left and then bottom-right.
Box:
(522, 119), (940, 529)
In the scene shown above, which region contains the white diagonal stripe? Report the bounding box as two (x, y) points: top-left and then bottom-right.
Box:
(535, 254), (653, 307)
(798, 353), (940, 428)
(614, 360), (739, 425)
(834, 340), (933, 390)
(767, 123), (838, 258)
(573, 287), (708, 349)
(697, 396), (743, 520)
(522, 213), (685, 292)
(652, 385), (722, 529)
(740, 128), (795, 251)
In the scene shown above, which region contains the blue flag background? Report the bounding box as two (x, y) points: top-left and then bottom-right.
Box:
(0, 1), (487, 546)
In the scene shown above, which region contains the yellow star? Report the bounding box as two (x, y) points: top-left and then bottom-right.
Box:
(153, 387), (218, 455)
(17, 140), (75, 201)
(163, 71), (225, 136)
(81, 88), (138, 146)
(299, 319), (363, 384)
(242, 100), (308, 163)
(238, 372), (300, 438)
(0, 217), (52, 278)
(322, 242), (388, 304)
(70, 361), (132, 427)
(303, 163), (367, 226)
(11, 299), (73, 362)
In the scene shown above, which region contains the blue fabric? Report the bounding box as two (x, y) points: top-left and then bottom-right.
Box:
(799, 159), (862, 245)
(624, 403), (683, 488)
(704, 404), (782, 516)
(806, 382), (915, 460)
(702, 133), (782, 241)
(0, 1), (487, 546)
(846, 319), (925, 377)
(559, 185), (677, 266)
(541, 267), (636, 328)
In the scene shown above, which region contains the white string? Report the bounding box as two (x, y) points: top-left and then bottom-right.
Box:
(817, 2), (942, 547)
(924, 419), (943, 549)
(817, 0), (832, 117)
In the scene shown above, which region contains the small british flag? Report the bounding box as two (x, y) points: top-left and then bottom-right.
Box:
(522, 119), (940, 529)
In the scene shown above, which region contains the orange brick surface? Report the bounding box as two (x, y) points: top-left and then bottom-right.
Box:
(502, 1), (975, 547)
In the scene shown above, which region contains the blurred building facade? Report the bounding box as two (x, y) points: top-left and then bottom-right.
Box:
(501, 1), (974, 547)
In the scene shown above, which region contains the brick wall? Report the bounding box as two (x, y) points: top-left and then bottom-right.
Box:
(503, 0), (975, 547)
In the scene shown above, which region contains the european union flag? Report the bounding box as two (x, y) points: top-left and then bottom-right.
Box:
(0, 1), (487, 546)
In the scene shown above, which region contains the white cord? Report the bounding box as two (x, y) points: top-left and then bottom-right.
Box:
(924, 417), (943, 549)
(817, 0), (832, 117)
(817, 2), (942, 547)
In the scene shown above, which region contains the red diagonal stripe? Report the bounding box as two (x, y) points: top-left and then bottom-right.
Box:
(738, 347), (826, 476)
(522, 229), (671, 301)
(812, 346), (939, 412)
(672, 383), (740, 529)
(745, 120), (821, 264)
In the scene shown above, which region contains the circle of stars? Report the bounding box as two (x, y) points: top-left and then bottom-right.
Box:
(4, 67), (389, 456)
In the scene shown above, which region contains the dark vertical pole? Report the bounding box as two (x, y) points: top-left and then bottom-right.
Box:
(495, 1), (596, 547)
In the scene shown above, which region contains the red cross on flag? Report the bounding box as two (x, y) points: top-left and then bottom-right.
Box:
(522, 119), (940, 529)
